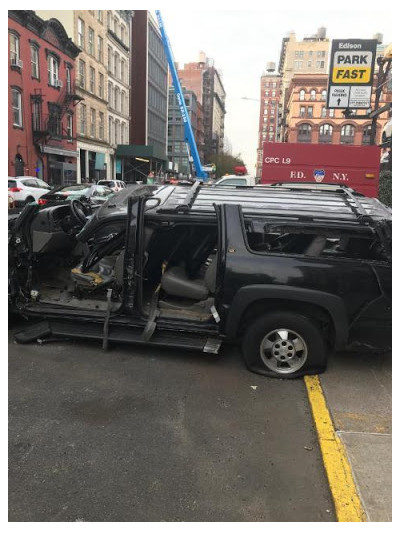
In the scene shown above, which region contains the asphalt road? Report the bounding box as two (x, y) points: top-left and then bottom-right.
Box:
(9, 324), (335, 522)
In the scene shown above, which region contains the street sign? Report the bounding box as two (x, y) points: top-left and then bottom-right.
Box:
(327, 39), (377, 109)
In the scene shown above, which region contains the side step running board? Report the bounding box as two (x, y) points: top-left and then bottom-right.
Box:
(13, 320), (222, 355)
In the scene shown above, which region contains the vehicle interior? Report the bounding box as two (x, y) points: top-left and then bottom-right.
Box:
(19, 201), (219, 322)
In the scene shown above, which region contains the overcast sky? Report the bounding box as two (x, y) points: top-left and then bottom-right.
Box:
(159, 6), (392, 172)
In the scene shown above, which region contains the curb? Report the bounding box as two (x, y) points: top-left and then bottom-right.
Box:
(304, 375), (367, 522)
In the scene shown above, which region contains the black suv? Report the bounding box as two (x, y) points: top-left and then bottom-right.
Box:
(9, 183), (392, 378)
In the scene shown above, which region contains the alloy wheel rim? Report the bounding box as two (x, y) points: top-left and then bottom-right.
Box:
(259, 328), (308, 374)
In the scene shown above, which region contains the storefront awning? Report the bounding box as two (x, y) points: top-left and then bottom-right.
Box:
(115, 144), (167, 161)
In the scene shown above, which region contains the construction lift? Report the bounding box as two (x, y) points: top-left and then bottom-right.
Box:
(155, 10), (208, 182)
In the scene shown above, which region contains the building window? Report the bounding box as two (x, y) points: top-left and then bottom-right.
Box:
(272, 91), (276, 97)
(340, 124), (355, 144)
(272, 82), (277, 88)
(114, 17), (118, 35)
(319, 123), (333, 143)
(299, 89), (305, 101)
(108, 46), (112, 72)
(300, 106), (306, 117)
(48, 104), (61, 137)
(317, 51), (326, 58)
(97, 11), (103, 23)
(269, 126), (274, 132)
(88, 27), (94, 56)
(114, 52), (119, 77)
(114, 86), (120, 111)
(80, 104), (86, 135)
(108, 82), (113, 107)
(89, 67), (95, 93)
(97, 36), (103, 63)
(90, 108), (96, 137)
(47, 55), (59, 86)
(121, 91), (125, 114)
(295, 50), (304, 58)
(99, 73), (104, 99)
(121, 122), (126, 144)
(78, 18), (85, 49)
(107, 12), (112, 29)
(265, 91), (269, 97)
(9, 32), (20, 64)
(12, 88), (22, 127)
(66, 66), (71, 93)
(78, 59), (85, 89)
(109, 116), (113, 144)
(30, 45), (39, 78)
(307, 106), (313, 118)
(115, 120), (120, 145)
(321, 90), (327, 101)
(265, 82), (270, 88)
(294, 61), (303, 69)
(120, 25), (125, 44)
(66, 113), (73, 141)
(99, 112), (104, 140)
(362, 124), (372, 145)
(321, 107), (327, 118)
(329, 109), (335, 118)
(308, 60), (312, 68)
(32, 98), (41, 131)
(121, 60), (125, 83)
(310, 90), (316, 101)
(297, 123), (312, 142)
(316, 60), (325, 69)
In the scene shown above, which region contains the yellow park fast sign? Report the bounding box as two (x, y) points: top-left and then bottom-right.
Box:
(327, 39), (377, 109)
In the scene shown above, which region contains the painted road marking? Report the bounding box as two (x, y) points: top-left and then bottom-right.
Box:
(304, 375), (366, 522)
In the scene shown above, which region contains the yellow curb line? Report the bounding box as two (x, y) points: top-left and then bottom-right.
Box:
(304, 375), (367, 522)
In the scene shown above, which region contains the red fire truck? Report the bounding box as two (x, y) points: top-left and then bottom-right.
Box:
(261, 143), (381, 197)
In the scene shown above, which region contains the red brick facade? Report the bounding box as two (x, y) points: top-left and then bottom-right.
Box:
(8, 11), (81, 184)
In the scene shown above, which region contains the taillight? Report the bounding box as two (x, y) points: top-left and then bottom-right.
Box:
(365, 173), (375, 179)
(38, 198), (48, 205)
(9, 187), (22, 192)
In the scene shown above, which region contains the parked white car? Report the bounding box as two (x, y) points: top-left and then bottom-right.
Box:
(8, 176), (52, 207)
(97, 179), (126, 192)
(214, 175), (259, 186)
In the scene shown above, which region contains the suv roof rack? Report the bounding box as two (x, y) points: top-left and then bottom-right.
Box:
(154, 184), (390, 226)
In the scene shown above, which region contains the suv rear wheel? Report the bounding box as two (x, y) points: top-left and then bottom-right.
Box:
(242, 311), (327, 378)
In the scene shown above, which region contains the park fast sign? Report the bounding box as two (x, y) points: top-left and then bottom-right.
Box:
(327, 39), (377, 109)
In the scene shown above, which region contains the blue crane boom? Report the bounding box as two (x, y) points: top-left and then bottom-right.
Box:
(155, 10), (207, 181)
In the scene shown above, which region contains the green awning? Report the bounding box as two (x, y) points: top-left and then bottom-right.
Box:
(116, 144), (167, 161)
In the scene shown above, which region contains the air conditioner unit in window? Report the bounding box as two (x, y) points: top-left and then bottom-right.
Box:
(56, 79), (63, 88)
(11, 58), (23, 68)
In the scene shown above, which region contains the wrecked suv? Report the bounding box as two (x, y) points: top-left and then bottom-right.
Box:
(9, 183), (392, 378)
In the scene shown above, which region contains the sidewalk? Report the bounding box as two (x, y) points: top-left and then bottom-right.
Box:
(319, 349), (392, 522)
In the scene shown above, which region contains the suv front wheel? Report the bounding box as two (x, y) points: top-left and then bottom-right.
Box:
(242, 311), (327, 378)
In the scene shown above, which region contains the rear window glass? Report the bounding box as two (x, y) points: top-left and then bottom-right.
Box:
(219, 178), (247, 186)
(98, 180), (114, 187)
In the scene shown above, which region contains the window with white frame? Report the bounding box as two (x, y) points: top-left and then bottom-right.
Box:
(89, 67), (95, 93)
(114, 52), (119, 77)
(299, 89), (305, 101)
(97, 36), (103, 63)
(109, 116), (113, 144)
(78, 18), (85, 49)
(99, 73), (104, 98)
(78, 59), (85, 89)
(31, 45), (39, 78)
(66, 66), (71, 93)
(121, 122), (125, 144)
(66, 113), (73, 141)
(99, 112), (104, 139)
(47, 55), (59, 86)
(9, 32), (20, 64)
(121, 60), (125, 83)
(90, 108), (96, 137)
(108, 46), (112, 71)
(12, 88), (22, 127)
(80, 104), (86, 134)
(88, 27), (94, 55)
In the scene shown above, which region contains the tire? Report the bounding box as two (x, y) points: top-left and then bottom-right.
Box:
(242, 311), (327, 379)
(25, 196), (35, 205)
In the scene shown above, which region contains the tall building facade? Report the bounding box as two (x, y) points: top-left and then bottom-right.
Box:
(8, 10), (81, 184)
(278, 28), (330, 141)
(256, 67), (282, 177)
(167, 87), (203, 176)
(37, 10), (112, 182)
(285, 73), (391, 145)
(125, 10), (168, 181)
(178, 52), (226, 161)
(106, 10), (133, 180)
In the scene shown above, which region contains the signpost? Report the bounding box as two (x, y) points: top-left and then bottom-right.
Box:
(327, 39), (377, 110)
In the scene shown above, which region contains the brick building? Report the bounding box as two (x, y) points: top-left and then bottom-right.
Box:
(177, 52), (226, 160)
(285, 73), (391, 145)
(8, 10), (81, 184)
(256, 68), (282, 177)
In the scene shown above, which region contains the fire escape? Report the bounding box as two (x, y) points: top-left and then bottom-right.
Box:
(32, 81), (83, 149)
